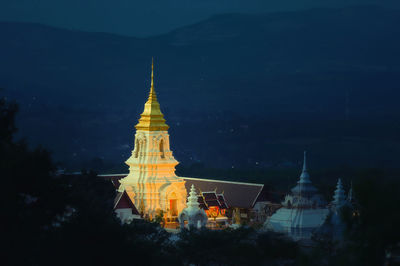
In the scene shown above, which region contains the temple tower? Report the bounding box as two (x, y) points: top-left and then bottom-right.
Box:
(119, 59), (187, 219)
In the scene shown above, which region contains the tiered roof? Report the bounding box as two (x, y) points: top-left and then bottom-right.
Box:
(100, 174), (264, 210)
(184, 177), (263, 209)
(217, 195), (229, 209)
(197, 195), (209, 210)
(198, 190), (228, 210)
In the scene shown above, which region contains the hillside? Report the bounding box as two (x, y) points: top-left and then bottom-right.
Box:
(1, 5), (399, 170)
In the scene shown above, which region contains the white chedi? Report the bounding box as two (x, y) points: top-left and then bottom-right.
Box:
(178, 185), (208, 229)
(314, 178), (352, 241)
(265, 151), (329, 240)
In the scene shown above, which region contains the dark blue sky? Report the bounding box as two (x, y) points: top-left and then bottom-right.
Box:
(0, 0), (399, 36)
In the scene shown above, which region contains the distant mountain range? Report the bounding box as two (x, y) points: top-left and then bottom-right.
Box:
(1, 5), (399, 171)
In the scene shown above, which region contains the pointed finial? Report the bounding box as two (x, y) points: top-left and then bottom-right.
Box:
(298, 150), (311, 183)
(135, 59), (169, 131)
(348, 180), (353, 202)
(150, 57), (154, 93)
(189, 184), (197, 197)
(302, 151), (307, 172)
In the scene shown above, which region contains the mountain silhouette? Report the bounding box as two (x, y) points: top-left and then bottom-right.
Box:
(1, 5), (399, 169)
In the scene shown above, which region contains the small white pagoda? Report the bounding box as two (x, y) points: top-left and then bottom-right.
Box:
(265, 152), (329, 240)
(329, 178), (348, 238)
(178, 185), (208, 229)
(332, 178), (347, 209)
(315, 178), (353, 241)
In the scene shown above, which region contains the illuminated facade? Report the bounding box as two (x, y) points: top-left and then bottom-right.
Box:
(109, 60), (266, 225)
(197, 190), (228, 225)
(118, 60), (187, 220)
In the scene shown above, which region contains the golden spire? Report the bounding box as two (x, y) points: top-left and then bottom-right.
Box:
(150, 57), (154, 94)
(135, 59), (169, 131)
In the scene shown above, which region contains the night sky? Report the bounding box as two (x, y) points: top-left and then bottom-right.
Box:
(0, 0), (399, 36)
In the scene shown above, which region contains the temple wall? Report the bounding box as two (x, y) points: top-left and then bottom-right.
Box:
(119, 129), (187, 219)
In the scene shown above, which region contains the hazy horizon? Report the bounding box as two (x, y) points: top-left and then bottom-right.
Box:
(1, 0), (399, 37)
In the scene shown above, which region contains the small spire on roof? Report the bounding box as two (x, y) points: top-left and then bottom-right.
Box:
(347, 180), (353, 202)
(291, 151), (318, 195)
(299, 151), (311, 182)
(333, 178), (346, 207)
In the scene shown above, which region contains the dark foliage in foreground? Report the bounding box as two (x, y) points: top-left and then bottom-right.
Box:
(176, 227), (300, 265)
(1, 97), (300, 266)
(2, 97), (400, 266)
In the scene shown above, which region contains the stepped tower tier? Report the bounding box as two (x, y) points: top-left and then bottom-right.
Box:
(332, 178), (346, 207)
(119, 59), (187, 219)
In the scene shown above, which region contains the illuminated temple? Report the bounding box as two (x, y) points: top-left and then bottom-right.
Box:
(104, 61), (266, 226)
(117, 60), (187, 221)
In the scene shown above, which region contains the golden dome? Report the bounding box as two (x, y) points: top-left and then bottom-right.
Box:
(135, 59), (169, 131)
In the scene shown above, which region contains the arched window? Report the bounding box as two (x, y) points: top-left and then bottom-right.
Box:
(159, 139), (165, 159)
